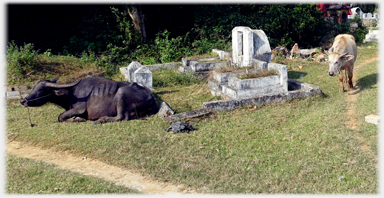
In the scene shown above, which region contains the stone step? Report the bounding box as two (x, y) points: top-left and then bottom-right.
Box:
(222, 84), (286, 100)
(227, 75), (280, 90)
(190, 61), (229, 72)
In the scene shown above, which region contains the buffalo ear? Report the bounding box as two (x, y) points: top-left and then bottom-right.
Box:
(54, 89), (69, 96)
(342, 55), (354, 62)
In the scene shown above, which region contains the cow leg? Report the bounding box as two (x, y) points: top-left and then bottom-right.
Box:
(347, 67), (354, 89)
(58, 108), (86, 122)
(344, 70), (348, 83)
(338, 72), (344, 92)
(91, 102), (128, 125)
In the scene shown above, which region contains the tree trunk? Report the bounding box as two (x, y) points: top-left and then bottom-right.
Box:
(128, 5), (147, 42)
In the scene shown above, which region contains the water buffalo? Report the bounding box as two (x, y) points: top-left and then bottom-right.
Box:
(326, 34), (357, 92)
(20, 77), (158, 124)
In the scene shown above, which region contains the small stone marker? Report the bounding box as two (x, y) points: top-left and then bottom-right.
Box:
(127, 61), (142, 82)
(365, 114), (380, 125)
(133, 66), (153, 91)
(158, 102), (174, 118)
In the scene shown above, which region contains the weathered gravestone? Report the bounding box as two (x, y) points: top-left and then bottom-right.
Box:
(158, 101), (174, 118)
(134, 66), (153, 91)
(127, 61), (142, 82)
(232, 26), (271, 67)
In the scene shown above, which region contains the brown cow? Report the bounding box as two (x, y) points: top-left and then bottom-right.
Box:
(326, 34), (357, 92)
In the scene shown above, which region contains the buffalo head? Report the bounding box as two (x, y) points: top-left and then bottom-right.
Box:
(326, 48), (354, 77)
(20, 79), (80, 107)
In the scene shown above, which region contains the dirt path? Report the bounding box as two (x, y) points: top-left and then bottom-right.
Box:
(6, 140), (196, 194)
(345, 56), (378, 158)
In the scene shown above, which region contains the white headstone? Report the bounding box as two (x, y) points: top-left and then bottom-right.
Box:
(374, 13), (379, 18)
(133, 66), (153, 91)
(367, 13), (372, 18)
(127, 61), (142, 82)
(232, 26), (271, 67)
(252, 29), (271, 63)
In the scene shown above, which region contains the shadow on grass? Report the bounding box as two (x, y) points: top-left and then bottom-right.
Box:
(288, 71), (307, 80)
(354, 73), (378, 94)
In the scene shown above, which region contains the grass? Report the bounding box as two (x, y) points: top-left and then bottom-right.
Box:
(185, 52), (219, 60)
(6, 54), (105, 87)
(5, 43), (378, 194)
(6, 156), (141, 194)
(237, 69), (278, 80)
(213, 65), (256, 73)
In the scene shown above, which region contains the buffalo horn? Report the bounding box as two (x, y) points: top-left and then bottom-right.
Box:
(45, 79), (81, 88)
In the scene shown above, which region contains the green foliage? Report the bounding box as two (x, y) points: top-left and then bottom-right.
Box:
(354, 28), (369, 44)
(155, 30), (193, 63)
(6, 41), (39, 83)
(192, 4), (326, 49)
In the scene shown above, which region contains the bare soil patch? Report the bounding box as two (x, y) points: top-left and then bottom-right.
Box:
(6, 140), (196, 194)
(346, 57), (378, 158)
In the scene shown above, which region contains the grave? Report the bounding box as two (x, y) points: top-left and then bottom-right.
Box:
(207, 26), (322, 105)
(209, 63), (287, 99)
(178, 51), (230, 78)
(120, 61), (153, 91)
(115, 26), (323, 120)
(134, 66), (153, 91)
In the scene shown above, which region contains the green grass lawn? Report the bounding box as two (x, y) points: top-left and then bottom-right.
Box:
(5, 43), (378, 194)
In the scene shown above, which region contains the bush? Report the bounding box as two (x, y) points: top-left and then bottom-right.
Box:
(6, 41), (39, 83)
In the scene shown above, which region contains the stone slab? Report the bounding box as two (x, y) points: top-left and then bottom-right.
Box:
(182, 57), (219, 67)
(6, 91), (21, 99)
(190, 61), (229, 72)
(157, 101), (174, 118)
(222, 84), (285, 99)
(211, 68), (261, 84)
(365, 114), (380, 125)
(268, 62), (288, 92)
(227, 75), (280, 90)
(212, 49), (230, 59)
(203, 79), (322, 111)
(143, 62), (181, 71)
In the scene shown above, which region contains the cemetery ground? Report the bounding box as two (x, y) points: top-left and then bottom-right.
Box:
(5, 43), (378, 194)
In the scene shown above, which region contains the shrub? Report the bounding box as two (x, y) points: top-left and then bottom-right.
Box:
(6, 41), (39, 82)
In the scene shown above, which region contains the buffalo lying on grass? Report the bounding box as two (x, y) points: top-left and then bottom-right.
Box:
(20, 77), (158, 124)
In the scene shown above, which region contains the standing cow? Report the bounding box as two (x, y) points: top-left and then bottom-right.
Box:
(326, 34), (357, 92)
(20, 77), (158, 124)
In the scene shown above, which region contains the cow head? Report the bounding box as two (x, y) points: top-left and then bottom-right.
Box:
(20, 79), (79, 107)
(326, 48), (354, 76)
